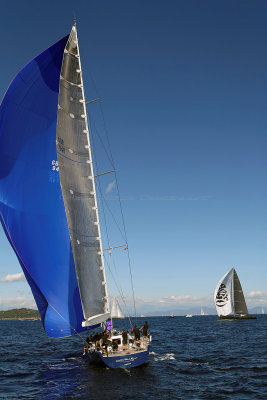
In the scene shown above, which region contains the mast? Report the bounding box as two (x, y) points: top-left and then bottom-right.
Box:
(56, 24), (110, 326)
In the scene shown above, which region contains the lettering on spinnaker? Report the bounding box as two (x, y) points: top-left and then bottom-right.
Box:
(215, 283), (228, 307)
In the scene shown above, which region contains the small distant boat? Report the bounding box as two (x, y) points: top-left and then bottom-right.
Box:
(214, 268), (256, 320)
(169, 313), (174, 318)
(185, 314), (192, 318)
(110, 297), (124, 319)
(261, 308), (265, 315)
(200, 307), (208, 316)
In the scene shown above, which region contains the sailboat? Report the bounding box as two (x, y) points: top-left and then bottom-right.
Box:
(111, 297), (124, 319)
(200, 307), (208, 316)
(214, 268), (256, 320)
(0, 22), (151, 368)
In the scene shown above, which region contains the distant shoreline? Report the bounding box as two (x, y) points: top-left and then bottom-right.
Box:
(0, 317), (40, 321)
(0, 308), (40, 320)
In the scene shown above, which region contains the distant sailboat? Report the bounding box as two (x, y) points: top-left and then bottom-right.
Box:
(170, 313), (174, 318)
(200, 307), (208, 316)
(214, 268), (256, 320)
(110, 297), (124, 319)
(261, 308), (265, 315)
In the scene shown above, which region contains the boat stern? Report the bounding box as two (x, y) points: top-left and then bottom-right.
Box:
(98, 346), (150, 368)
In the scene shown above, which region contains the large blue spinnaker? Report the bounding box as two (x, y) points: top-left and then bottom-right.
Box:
(0, 35), (94, 337)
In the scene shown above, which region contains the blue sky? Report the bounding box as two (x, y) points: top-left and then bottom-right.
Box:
(0, 0), (266, 314)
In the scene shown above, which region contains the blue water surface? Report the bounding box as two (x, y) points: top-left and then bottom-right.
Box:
(0, 316), (267, 399)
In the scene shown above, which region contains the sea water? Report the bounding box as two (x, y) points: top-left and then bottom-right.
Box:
(0, 315), (266, 399)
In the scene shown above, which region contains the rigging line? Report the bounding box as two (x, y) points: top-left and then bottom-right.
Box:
(108, 246), (128, 313)
(91, 141), (129, 317)
(90, 125), (128, 309)
(81, 57), (137, 322)
(96, 101), (137, 322)
(100, 195), (127, 243)
(96, 180), (133, 328)
(97, 103), (137, 321)
(89, 114), (132, 326)
(88, 111), (121, 312)
(113, 169), (137, 321)
(89, 117), (114, 167)
(87, 113), (126, 243)
(103, 252), (133, 330)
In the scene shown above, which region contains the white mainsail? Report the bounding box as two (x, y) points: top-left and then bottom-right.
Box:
(56, 24), (110, 326)
(214, 268), (234, 316)
(111, 297), (124, 319)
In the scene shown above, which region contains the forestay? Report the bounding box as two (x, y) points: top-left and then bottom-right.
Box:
(56, 24), (110, 326)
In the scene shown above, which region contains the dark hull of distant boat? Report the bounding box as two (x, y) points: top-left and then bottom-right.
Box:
(85, 346), (150, 368)
(219, 315), (257, 320)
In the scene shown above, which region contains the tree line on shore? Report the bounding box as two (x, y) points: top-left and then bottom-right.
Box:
(0, 308), (40, 319)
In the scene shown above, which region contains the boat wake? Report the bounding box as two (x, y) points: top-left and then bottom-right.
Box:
(153, 353), (176, 361)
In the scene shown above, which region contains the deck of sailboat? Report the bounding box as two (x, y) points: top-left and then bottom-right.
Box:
(100, 346), (149, 358)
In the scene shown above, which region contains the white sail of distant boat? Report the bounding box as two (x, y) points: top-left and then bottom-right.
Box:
(200, 307), (208, 316)
(261, 308), (264, 314)
(214, 268), (250, 317)
(110, 297), (124, 319)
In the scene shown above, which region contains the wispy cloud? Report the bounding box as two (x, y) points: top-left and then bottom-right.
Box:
(0, 272), (26, 283)
(106, 181), (116, 193)
(126, 295), (214, 309)
(246, 291), (267, 306)
(105, 194), (211, 201)
(159, 295), (191, 304)
(139, 195), (211, 201)
(247, 291), (266, 298)
(0, 296), (36, 309)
